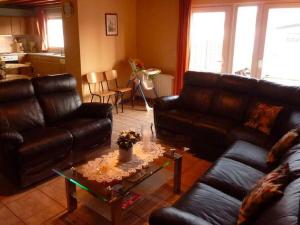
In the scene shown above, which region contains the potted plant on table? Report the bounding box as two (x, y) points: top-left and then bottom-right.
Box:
(117, 130), (141, 162)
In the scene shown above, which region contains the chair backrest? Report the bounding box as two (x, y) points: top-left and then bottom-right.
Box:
(105, 70), (118, 81)
(85, 72), (105, 84)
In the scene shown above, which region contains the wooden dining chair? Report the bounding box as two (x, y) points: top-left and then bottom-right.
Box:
(85, 72), (119, 113)
(105, 70), (133, 113)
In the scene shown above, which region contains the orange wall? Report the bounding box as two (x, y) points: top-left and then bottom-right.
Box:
(62, 0), (82, 97)
(137, 0), (179, 77)
(77, 0), (137, 99)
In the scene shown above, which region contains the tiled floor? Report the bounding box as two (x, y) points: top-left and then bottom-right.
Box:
(0, 103), (212, 225)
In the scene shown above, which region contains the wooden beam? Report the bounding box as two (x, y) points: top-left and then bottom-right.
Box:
(0, 0), (61, 7)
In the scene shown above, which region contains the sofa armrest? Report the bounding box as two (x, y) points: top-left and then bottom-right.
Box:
(76, 103), (113, 120)
(154, 96), (180, 111)
(149, 207), (213, 225)
(0, 128), (24, 146)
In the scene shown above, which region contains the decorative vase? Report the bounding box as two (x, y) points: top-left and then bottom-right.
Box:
(119, 147), (133, 162)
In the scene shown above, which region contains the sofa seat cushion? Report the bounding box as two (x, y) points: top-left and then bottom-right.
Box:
(192, 115), (237, 146)
(19, 127), (72, 169)
(175, 183), (241, 225)
(223, 141), (269, 172)
(228, 126), (274, 148)
(156, 109), (200, 133)
(57, 118), (112, 151)
(200, 158), (265, 200)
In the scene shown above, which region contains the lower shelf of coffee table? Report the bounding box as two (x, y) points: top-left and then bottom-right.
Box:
(72, 168), (172, 221)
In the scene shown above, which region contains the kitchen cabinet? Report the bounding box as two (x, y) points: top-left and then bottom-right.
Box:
(26, 54), (66, 76)
(25, 16), (37, 36)
(0, 17), (12, 35)
(11, 17), (26, 35)
(0, 16), (27, 35)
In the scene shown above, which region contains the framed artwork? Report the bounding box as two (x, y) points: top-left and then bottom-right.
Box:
(105, 13), (118, 36)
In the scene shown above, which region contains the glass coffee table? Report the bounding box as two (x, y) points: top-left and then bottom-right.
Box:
(53, 143), (182, 225)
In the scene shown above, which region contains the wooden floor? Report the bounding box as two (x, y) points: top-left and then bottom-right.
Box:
(0, 104), (212, 225)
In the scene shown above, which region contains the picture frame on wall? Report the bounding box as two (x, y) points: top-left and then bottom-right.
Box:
(105, 13), (118, 36)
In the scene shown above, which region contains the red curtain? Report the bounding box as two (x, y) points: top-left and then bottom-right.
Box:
(174, 0), (192, 95)
(36, 9), (48, 51)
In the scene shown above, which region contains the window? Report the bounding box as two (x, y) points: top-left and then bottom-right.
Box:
(47, 18), (64, 48)
(46, 9), (64, 49)
(190, 3), (300, 84)
(232, 6), (257, 75)
(189, 11), (226, 73)
(262, 7), (300, 82)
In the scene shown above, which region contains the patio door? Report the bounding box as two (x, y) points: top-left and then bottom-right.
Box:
(189, 7), (232, 73)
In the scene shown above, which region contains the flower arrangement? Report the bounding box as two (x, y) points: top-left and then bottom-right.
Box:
(117, 130), (141, 150)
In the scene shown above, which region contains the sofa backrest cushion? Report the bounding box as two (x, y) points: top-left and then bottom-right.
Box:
(211, 90), (248, 120)
(279, 110), (300, 136)
(219, 75), (257, 94)
(257, 80), (299, 107)
(180, 87), (215, 113)
(32, 74), (82, 124)
(253, 141), (300, 225)
(0, 79), (45, 132)
(180, 72), (219, 113)
(211, 75), (257, 121)
(280, 142), (300, 177)
(253, 177), (300, 225)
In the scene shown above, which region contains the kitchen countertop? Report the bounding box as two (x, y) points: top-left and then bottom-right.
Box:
(0, 52), (65, 58)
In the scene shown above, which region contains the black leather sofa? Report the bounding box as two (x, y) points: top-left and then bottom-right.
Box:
(150, 71), (300, 225)
(154, 71), (300, 159)
(0, 74), (112, 187)
(150, 140), (300, 225)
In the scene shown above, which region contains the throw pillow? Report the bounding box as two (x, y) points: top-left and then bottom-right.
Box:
(267, 129), (299, 168)
(237, 163), (290, 225)
(244, 102), (283, 135)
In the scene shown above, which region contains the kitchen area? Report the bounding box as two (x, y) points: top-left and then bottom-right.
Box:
(0, 2), (65, 82)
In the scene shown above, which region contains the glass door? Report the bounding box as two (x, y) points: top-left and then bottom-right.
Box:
(260, 6), (300, 83)
(189, 7), (232, 73)
(231, 6), (258, 76)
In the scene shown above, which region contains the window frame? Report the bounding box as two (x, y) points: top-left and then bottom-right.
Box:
(190, 1), (300, 81)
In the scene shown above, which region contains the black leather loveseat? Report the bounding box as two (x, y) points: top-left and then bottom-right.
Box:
(154, 71), (300, 159)
(150, 71), (300, 225)
(0, 74), (112, 187)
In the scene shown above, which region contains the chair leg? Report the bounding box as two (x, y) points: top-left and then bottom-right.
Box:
(132, 81), (136, 109)
(115, 95), (119, 114)
(131, 90), (134, 109)
(91, 95), (94, 103)
(107, 96), (111, 104)
(121, 93), (124, 113)
(153, 87), (159, 98)
(138, 84), (151, 109)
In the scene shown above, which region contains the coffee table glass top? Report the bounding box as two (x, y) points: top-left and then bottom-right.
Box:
(53, 143), (174, 204)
